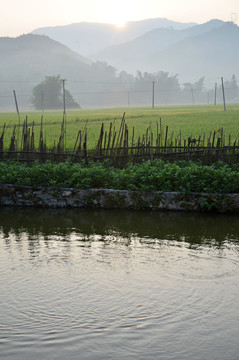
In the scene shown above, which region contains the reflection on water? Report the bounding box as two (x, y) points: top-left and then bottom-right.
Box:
(0, 208), (239, 360)
(1, 207), (239, 244)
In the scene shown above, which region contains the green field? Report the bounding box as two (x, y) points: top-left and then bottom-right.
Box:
(0, 104), (239, 150)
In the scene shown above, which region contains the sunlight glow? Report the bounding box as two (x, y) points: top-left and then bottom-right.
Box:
(97, 0), (139, 28)
(1, 0), (239, 37)
(115, 21), (127, 28)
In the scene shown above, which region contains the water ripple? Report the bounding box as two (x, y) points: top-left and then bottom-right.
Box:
(1, 210), (239, 360)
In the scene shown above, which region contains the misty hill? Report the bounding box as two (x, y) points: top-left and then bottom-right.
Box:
(31, 18), (196, 56)
(150, 21), (239, 81)
(92, 20), (238, 81)
(0, 34), (91, 81)
(93, 20), (225, 63)
(0, 34), (124, 110)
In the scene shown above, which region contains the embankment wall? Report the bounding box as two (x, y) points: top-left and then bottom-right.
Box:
(1, 184), (239, 212)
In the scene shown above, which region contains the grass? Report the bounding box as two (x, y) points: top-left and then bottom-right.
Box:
(0, 104), (239, 150)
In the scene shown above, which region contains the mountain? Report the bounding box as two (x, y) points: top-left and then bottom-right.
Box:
(1, 21), (238, 111)
(0, 34), (91, 80)
(149, 21), (239, 81)
(92, 20), (239, 81)
(0, 34), (122, 110)
(31, 18), (196, 56)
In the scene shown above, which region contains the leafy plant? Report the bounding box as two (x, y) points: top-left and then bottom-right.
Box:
(1, 159), (239, 194)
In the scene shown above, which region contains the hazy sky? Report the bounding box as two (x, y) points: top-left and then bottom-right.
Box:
(1, 0), (239, 37)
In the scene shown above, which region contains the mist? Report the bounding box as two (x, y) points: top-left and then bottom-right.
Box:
(0, 18), (239, 112)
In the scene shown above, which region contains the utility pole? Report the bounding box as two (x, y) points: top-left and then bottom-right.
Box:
(13, 90), (20, 149)
(62, 79), (66, 115)
(221, 77), (226, 112)
(13, 90), (20, 117)
(41, 90), (44, 113)
(152, 81), (155, 109)
(191, 88), (195, 105)
(214, 82), (217, 106)
(62, 79), (66, 151)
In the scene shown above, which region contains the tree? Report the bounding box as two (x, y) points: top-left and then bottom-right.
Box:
(223, 75), (239, 101)
(182, 77), (205, 104)
(134, 71), (181, 105)
(32, 75), (80, 110)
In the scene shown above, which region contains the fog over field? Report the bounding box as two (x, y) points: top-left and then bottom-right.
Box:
(1, 17), (239, 110)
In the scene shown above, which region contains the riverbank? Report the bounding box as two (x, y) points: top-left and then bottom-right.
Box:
(1, 184), (239, 212)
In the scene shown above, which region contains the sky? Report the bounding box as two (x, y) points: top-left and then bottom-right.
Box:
(1, 0), (239, 37)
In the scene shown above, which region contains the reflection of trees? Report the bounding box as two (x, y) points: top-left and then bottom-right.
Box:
(0, 208), (239, 252)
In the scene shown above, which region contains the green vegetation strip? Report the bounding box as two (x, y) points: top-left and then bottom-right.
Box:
(1, 160), (239, 194)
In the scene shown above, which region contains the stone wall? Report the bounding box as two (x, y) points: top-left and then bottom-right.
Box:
(0, 184), (239, 212)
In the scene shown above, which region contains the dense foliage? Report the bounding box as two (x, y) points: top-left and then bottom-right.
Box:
(32, 75), (80, 110)
(1, 160), (239, 194)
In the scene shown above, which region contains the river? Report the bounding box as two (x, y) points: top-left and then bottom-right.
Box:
(0, 208), (239, 360)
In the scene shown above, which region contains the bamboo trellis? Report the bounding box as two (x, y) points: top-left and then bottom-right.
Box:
(0, 114), (239, 165)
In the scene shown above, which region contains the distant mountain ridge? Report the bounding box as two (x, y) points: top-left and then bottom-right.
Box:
(31, 18), (197, 56)
(0, 34), (91, 82)
(92, 20), (239, 81)
(1, 19), (239, 110)
(30, 18), (239, 82)
(0, 34), (122, 109)
(92, 19), (226, 64)
(0, 34), (90, 64)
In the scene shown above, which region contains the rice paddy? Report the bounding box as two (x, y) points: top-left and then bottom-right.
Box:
(0, 104), (239, 150)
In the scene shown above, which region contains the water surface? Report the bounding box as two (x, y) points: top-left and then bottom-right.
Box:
(1, 208), (239, 360)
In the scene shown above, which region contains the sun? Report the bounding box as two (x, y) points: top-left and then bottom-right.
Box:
(114, 20), (127, 28)
(97, 0), (138, 28)
(102, 12), (127, 28)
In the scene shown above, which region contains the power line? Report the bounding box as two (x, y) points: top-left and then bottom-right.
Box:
(0, 80), (42, 83)
(0, 85), (239, 99)
(0, 76), (225, 86)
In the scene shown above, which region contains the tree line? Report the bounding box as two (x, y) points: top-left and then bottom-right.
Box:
(31, 67), (239, 109)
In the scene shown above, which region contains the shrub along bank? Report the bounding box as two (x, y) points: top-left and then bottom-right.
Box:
(0, 160), (239, 194)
